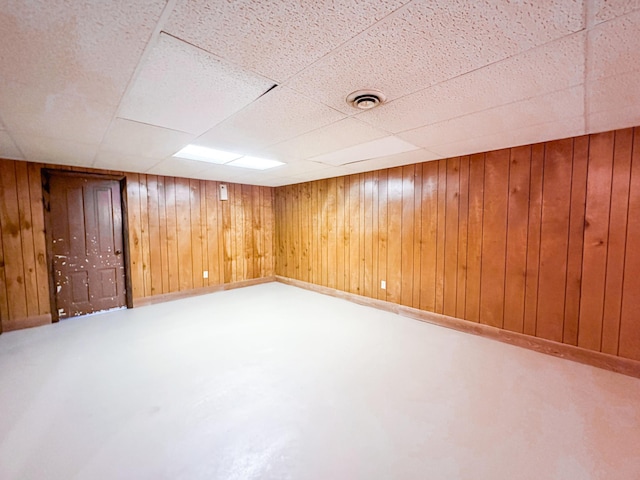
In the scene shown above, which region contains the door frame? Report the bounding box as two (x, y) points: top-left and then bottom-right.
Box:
(42, 169), (133, 322)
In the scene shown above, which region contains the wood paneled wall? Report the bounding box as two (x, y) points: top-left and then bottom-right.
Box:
(0, 159), (275, 331)
(126, 174), (274, 299)
(274, 127), (640, 362)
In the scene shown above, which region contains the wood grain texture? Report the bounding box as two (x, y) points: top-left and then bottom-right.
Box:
(274, 126), (640, 362)
(0, 159), (275, 332)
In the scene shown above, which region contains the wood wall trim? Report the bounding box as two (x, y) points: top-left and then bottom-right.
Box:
(276, 275), (640, 379)
(3, 314), (52, 332)
(133, 276), (276, 307)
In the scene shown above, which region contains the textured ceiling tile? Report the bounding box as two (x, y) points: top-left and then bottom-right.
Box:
(0, 81), (115, 145)
(12, 134), (98, 166)
(588, 70), (640, 132)
(92, 151), (163, 173)
(592, 0), (640, 24)
(429, 116), (585, 158)
(146, 157), (215, 178)
(196, 87), (346, 152)
(589, 10), (640, 81)
(192, 165), (258, 183)
(100, 119), (194, 159)
(0, 0), (167, 107)
(287, 0), (584, 113)
(399, 86), (584, 149)
(264, 118), (390, 161)
(337, 149), (442, 175)
(0, 131), (25, 160)
(357, 32), (585, 133)
(119, 34), (274, 135)
(164, 0), (408, 82)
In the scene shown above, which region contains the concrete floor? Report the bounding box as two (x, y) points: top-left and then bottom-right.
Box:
(1, 282), (639, 480)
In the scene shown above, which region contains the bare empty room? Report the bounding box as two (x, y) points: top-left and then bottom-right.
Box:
(1, 1), (640, 479)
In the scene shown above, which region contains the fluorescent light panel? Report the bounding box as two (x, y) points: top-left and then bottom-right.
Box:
(309, 136), (420, 166)
(173, 144), (284, 170)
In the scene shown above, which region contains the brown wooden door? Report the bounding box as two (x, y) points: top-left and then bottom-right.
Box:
(46, 173), (127, 319)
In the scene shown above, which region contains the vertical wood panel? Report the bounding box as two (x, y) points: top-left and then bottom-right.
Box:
(563, 137), (589, 345)
(147, 176), (162, 295)
(412, 165), (422, 309)
(443, 158), (460, 316)
(188, 180), (203, 288)
(537, 139), (573, 342)
(465, 154), (485, 322)
(619, 128), (640, 360)
(523, 144), (544, 336)
(377, 170), (388, 301)
(157, 176), (170, 293)
(139, 175), (151, 296)
(601, 129), (633, 354)
(27, 162), (49, 315)
(14, 161), (39, 317)
(401, 165), (415, 306)
(456, 156), (470, 318)
(578, 132), (615, 351)
(127, 174), (144, 299)
(363, 173), (373, 298)
(479, 149), (510, 328)
(503, 146), (531, 333)
(164, 177), (180, 292)
(175, 178), (193, 291)
(0, 161), (28, 320)
(328, 178), (338, 290)
(387, 168), (403, 304)
(336, 177), (345, 291)
(420, 161), (438, 311)
(434, 160), (447, 314)
(349, 176), (361, 294)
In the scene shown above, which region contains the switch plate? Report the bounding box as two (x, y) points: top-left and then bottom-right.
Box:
(203, 270), (208, 279)
(220, 184), (228, 201)
(381, 280), (386, 289)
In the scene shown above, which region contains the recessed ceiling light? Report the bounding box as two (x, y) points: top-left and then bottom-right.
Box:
(227, 156), (285, 170)
(173, 144), (241, 164)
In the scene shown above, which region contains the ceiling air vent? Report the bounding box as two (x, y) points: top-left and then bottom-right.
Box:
(346, 89), (386, 110)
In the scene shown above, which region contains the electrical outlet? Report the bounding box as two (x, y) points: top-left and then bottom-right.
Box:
(203, 270), (209, 279)
(380, 280), (386, 290)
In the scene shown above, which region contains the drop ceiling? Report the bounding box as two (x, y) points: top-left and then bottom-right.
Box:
(1, 0), (639, 187)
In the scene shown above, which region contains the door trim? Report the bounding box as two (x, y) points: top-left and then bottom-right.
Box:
(42, 169), (133, 322)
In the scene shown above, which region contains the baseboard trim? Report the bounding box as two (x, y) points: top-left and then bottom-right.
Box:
(275, 276), (640, 379)
(3, 313), (52, 332)
(133, 276), (276, 308)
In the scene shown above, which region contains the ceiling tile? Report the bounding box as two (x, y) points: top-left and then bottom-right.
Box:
(0, 131), (25, 160)
(92, 151), (163, 173)
(286, 0), (584, 113)
(591, 0), (640, 24)
(357, 32), (585, 133)
(588, 70), (640, 133)
(337, 149), (442, 175)
(0, 0), (167, 107)
(399, 86), (584, 150)
(429, 116), (585, 158)
(119, 33), (275, 135)
(100, 118), (194, 159)
(264, 118), (390, 161)
(146, 157), (216, 178)
(12, 134), (98, 166)
(589, 10), (640, 81)
(164, 0), (408, 82)
(195, 87), (346, 153)
(0, 81), (115, 145)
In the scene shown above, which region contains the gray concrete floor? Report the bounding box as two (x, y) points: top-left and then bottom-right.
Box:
(1, 282), (639, 479)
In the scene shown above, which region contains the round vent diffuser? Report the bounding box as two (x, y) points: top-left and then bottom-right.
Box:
(346, 89), (386, 110)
